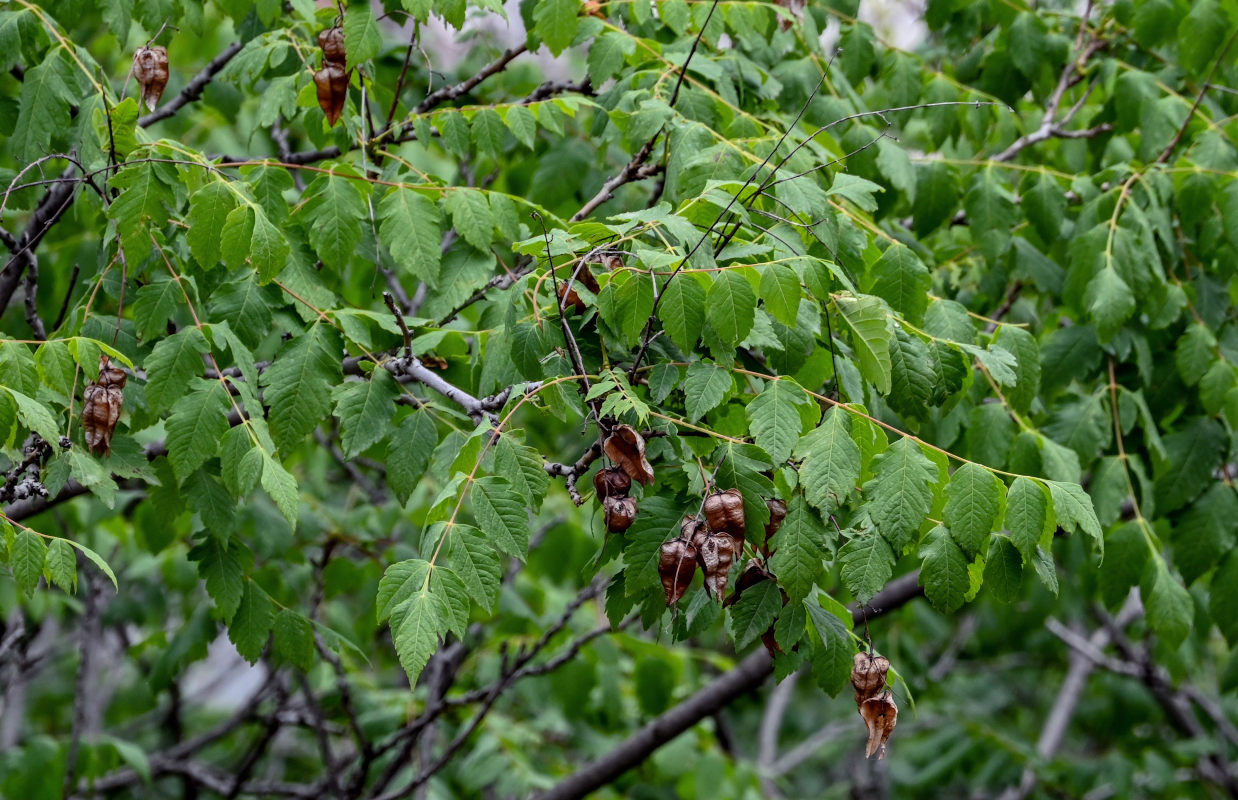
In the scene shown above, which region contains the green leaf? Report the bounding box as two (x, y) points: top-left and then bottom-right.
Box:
(943, 463), (1003, 558)
(600, 271), (654, 346)
(919, 525), (969, 613)
(261, 324), (343, 455)
(865, 244), (931, 324)
(260, 453), (300, 527)
(534, 0), (580, 56)
(835, 294), (892, 395)
(145, 328), (210, 414)
(746, 379), (806, 464)
(796, 406), (860, 513)
(221, 204), (290, 282)
(378, 560), (444, 686)
(1143, 558), (1192, 648)
(273, 609), (315, 671)
(389, 411), (438, 505)
(166, 380), (232, 482)
(1046, 480), (1103, 558)
(984, 536), (1022, 603)
(769, 497), (828, 603)
(44, 538), (77, 593)
(1154, 417), (1225, 513)
(805, 601), (854, 696)
(12, 529), (47, 596)
(380, 188), (443, 285)
(1211, 552), (1238, 646)
(132, 276), (185, 341)
(864, 437), (937, 550)
(658, 275), (706, 351)
(493, 434), (550, 512)
(1084, 267), (1135, 341)
(11, 50), (73, 162)
(4, 387), (60, 443)
(706, 270), (757, 347)
(332, 370), (400, 457)
(445, 189), (494, 252)
(759, 264), (802, 326)
(448, 524), (502, 612)
(886, 329), (935, 421)
(300, 171), (367, 268)
(188, 536), (247, 620)
(623, 496), (683, 598)
(683, 361), (733, 422)
(187, 182), (238, 269)
(1005, 477), (1049, 561)
(1174, 483), (1238, 586)
(343, 3), (383, 64)
(471, 477), (530, 559)
(839, 531), (895, 604)
(229, 582), (275, 663)
(728, 580), (782, 649)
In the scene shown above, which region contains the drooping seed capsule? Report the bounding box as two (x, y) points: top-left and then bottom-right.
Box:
(681, 515), (708, 551)
(132, 45), (169, 112)
(860, 691), (898, 759)
(603, 495), (638, 533)
(703, 488), (745, 548)
(314, 64), (349, 126)
(83, 356), (127, 456)
(697, 531), (736, 601)
(603, 424), (655, 485)
(592, 466), (631, 500)
(317, 26), (346, 65)
(850, 651), (891, 703)
(762, 497), (788, 558)
(659, 537), (698, 606)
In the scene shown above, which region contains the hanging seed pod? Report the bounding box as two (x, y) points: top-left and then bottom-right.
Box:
(762, 498), (788, 558)
(132, 45), (169, 112)
(703, 488), (745, 547)
(697, 531), (736, 600)
(314, 63), (349, 127)
(773, 0), (805, 31)
(82, 357), (127, 456)
(760, 628), (780, 659)
(681, 515), (709, 551)
(592, 466), (632, 500)
(860, 691), (898, 759)
(558, 261), (602, 312)
(723, 561), (772, 607)
(318, 26), (347, 65)
(850, 652), (891, 703)
(603, 495), (638, 533)
(659, 537), (698, 606)
(603, 424), (655, 485)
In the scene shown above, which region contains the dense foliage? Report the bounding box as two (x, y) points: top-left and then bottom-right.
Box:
(2, 0), (1238, 797)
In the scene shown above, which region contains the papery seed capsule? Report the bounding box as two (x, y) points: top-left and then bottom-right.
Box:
(592, 466), (632, 500)
(697, 531), (736, 601)
(860, 691), (898, 759)
(659, 537), (698, 606)
(603, 424), (655, 485)
(318, 26), (346, 65)
(603, 495), (638, 533)
(315, 64), (349, 126)
(82, 357), (127, 456)
(850, 651), (891, 702)
(133, 45), (169, 112)
(681, 515), (708, 551)
(704, 488), (745, 550)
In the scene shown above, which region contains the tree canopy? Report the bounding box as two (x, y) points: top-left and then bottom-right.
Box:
(2, 0), (1238, 797)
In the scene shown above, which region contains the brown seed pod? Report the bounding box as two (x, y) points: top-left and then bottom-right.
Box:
(681, 515), (709, 551)
(723, 561), (772, 607)
(314, 63), (349, 127)
(762, 498), (788, 558)
(760, 628), (780, 659)
(659, 537), (698, 606)
(697, 530), (736, 601)
(860, 691), (898, 759)
(603, 424), (655, 485)
(318, 26), (347, 65)
(603, 495), (638, 533)
(773, 0), (805, 32)
(82, 357), (127, 456)
(851, 651), (891, 703)
(558, 260), (603, 312)
(703, 488), (746, 547)
(132, 45), (169, 112)
(592, 466), (632, 500)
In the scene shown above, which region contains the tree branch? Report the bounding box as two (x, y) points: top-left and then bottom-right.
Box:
(531, 572), (924, 800)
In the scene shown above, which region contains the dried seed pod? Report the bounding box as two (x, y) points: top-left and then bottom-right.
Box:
(315, 63), (349, 127)
(703, 488), (746, 548)
(851, 652), (891, 702)
(659, 537), (698, 606)
(558, 261), (602, 312)
(773, 0), (805, 31)
(603, 495), (638, 533)
(317, 26), (347, 65)
(697, 531), (736, 601)
(681, 515), (709, 551)
(723, 561), (772, 607)
(760, 628), (780, 659)
(860, 691), (898, 759)
(82, 357), (127, 456)
(762, 497), (788, 558)
(603, 424), (655, 485)
(592, 466), (632, 500)
(132, 45), (169, 112)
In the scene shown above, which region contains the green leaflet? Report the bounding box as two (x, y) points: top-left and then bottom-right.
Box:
(11, 529), (47, 597)
(186, 182), (238, 269)
(261, 324), (343, 455)
(145, 328), (210, 415)
(229, 581), (275, 663)
(343, 3), (383, 64)
(745, 378), (807, 464)
(683, 361), (733, 421)
(834, 294), (892, 395)
(377, 559), (444, 686)
(943, 463), (1003, 558)
(864, 243), (931, 324)
(919, 525), (969, 613)
(795, 406), (860, 514)
(273, 609), (315, 671)
(448, 524), (502, 612)
(706, 269), (757, 347)
(166, 379), (232, 482)
(658, 275), (706, 352)
(379, 188), (443, 285)
(533, 0), (580, 55)
(332, 369), (401, 457)
(759, 263), (802, 326)
(728, 580), (781, 649)
(445, 188), (495, 252)
(1004, 477), (1050, 561)
(838, 531), (895, 604)
(863, 437), (937, 550)
(299, 170), (367, 268)
(388, 411), (438, 505)
(769, 497), (827, 603)
(471, 477), (531, 559)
